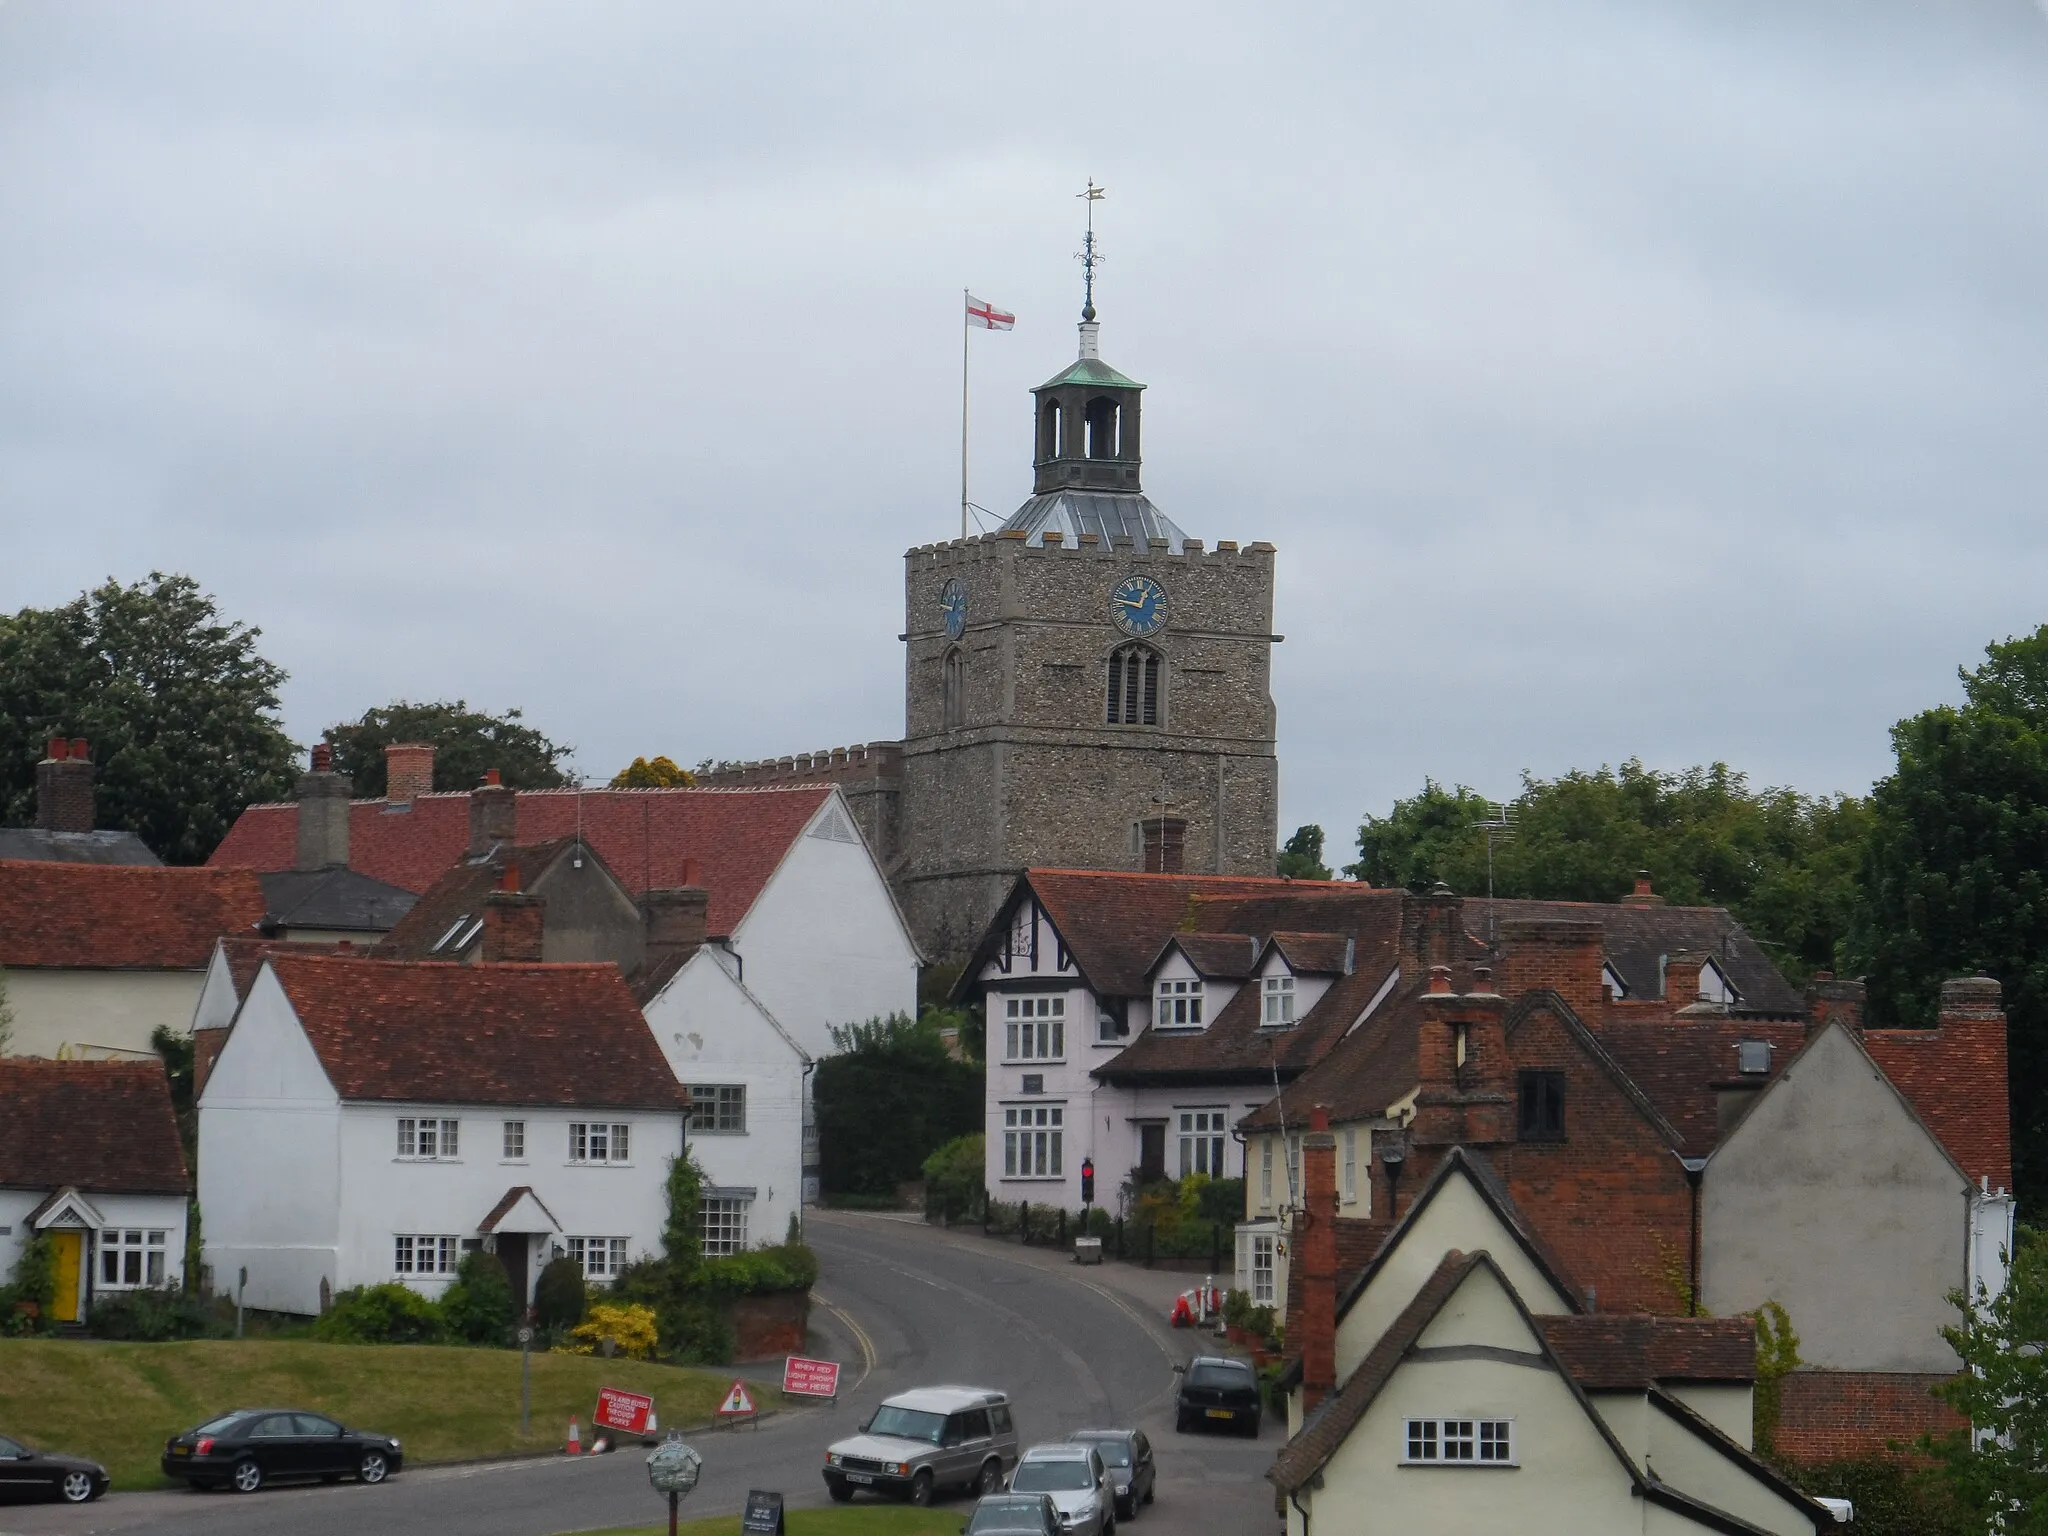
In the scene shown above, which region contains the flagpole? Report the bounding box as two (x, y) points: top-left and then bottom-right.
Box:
(960, 288), (971, 542)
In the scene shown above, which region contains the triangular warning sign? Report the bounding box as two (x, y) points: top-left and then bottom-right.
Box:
(718, 1379), (756, 1416)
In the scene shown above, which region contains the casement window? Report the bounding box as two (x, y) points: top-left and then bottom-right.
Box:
(1250, 1231), (1276, 1304)
(689, 1084), (747, 1134)
(567, 1236), (629, 1279)
(1003, 994), (1066, 1062)
(1341, 1129), (1357, 1203)
(1262, 974), (1297, 1026)
(502, 1121), (526, 1160)
(570, 1122), (632, 1164)
(699, 1198), (750, 1257)
(1287, 1136), (1301, 1202)
(393, 1235), (459, 1276)
(1177, 1109), (1226, 1178)
(1404, 1418), (1515, 1466)
(98, 1229), (167, 1287)
(1517, 1070), (1566, 1142)
(1002, 1104), (1064, 1179)
(1106, 645), (1160, 726)
(1155, 978), (1203, 1028)
(1259, 1139), (1273, 1206)
(397, 1118), (460, 1160)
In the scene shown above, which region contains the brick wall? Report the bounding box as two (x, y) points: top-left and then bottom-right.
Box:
(728, 1289), (811, 1361)
(1776, 1371), (1965, 1462)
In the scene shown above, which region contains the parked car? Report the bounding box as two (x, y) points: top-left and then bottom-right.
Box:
(823, 1386), (1017, 1506)
(1008, 1442), (1115, 1536)
(1067, 1428), (1154, 1518)
(0, 1433), (108, 1504)
(965, 1492), (1063, 1535)
(161, 1409), (403, 1494)
(1173, 1356), (1261, 1436)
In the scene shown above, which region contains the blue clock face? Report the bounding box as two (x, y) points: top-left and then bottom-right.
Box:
(1110, 575), (1168, 637)
(940, 579), (967, 641)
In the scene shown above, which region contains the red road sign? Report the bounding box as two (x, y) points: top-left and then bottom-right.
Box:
(593, 1386), (653, 1435)
(781, 1355), (841, 1399)
(717, 1379), (758, 1418)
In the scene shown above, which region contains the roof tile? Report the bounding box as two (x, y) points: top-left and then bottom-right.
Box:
(0, 1059), (190, 1194)
(0, 860), (267, 970)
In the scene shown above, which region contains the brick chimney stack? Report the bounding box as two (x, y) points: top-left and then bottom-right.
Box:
(1804, 974), (1866, 1039)
(35, 736), (95, 833)
(1938, 975), (2003, 1028)
(644, 872), (711, 976)
(469, 769), (516, 854)
(384, 742), (436, 805)
(1497, 918), (1607, 1017)
(482, 866), (545, 963)
(294, 743), (353, 870)
(1665, 951), (1707, 1008)
(1622, 869), (1666, 906)
(1299, 1104), (1339, 1412)
(1412, 965), (1514, 1146)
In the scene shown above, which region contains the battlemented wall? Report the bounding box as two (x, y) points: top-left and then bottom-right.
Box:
(694, 742), (902, 864)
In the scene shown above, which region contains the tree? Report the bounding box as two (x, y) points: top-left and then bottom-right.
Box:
(815, 1012), (982, 1199)
(610, 755), (696, 788)
(1350, 763), (1869, 984)
(1857, 626), (2048, 1201)
(0, 966), (14, 1056)
(1277, 824), (1333, 880)
(325, 700), (573, 796)
(0, 573), (298, 864)
(1923, 1227), (2048, 1532)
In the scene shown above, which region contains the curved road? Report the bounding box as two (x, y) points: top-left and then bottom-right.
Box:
(0, 1212), (1276, 1536)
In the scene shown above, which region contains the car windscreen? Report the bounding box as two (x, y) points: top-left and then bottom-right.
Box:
(1077, 1439), (1131, 1466)
(1187, 1363), (1252, 1390)
(191, 1414), (245, 1436)
(968, 1498), (1049, 1532)
(1011, 1459), (1095, 1492)
(866, 1406), (946, 1444)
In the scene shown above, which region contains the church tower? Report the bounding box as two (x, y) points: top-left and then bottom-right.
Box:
(897, 222), (1281, 964)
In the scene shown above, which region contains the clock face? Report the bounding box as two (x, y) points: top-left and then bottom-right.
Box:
(1110, 574), (1169, 638)
(940, 579), (967, 641)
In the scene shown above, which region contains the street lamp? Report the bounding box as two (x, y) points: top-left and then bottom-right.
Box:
(646, 1431), (703, 1536)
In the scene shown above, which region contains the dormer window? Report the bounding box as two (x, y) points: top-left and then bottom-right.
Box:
(1156, 978), (1203, 1028)
(1699, 959), (1739, 1006)
(1262, 975), (1297, 1026)
(1601, 963), (1628, 1000)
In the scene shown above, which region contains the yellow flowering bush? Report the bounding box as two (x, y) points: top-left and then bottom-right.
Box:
(559, 1302), (660, 1361)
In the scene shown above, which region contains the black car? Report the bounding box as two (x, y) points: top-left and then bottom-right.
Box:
(1173, 1357), (1261, 1436)
(965, 1492), (1063, 1536)
(0, 1433), (109, 1504)
(1068, 1429), (1155, 1519)
(161, 1408), (403, 1494)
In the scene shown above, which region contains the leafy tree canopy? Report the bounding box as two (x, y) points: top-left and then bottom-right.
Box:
(1349, 762), (1869, 984)
(326, 700), (573, 796)
(1277, 823), (1333, 880)
(611, 755), (696, 788)
(0, 573), (298, 864)
(1924, 1226), (2048, 1532)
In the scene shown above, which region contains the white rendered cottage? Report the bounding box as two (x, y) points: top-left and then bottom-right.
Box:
(199, 952), (689, 1315)
(0, 1059), (191, 1324)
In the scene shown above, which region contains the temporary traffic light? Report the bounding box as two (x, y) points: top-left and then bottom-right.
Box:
(1080, 1158), (1095, 1204)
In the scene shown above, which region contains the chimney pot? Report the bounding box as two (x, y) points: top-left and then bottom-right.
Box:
(484, 768), (502, 786)
(1427, 965), (1453, 996)
(44, 736), (68, 761)
(310, 742), (333, 773)
(69, 738), (89, 762)
(35, 732), (97, 833)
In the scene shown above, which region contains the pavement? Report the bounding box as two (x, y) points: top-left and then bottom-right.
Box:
(0, 1210), (1278, 1536)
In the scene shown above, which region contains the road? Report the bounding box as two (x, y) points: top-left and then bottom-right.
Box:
(0, 1212), (1278, 1536)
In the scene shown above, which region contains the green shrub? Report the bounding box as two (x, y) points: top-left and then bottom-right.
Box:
(87, 1285), (223, 1341)
(655, 1292), (734, 1366)
(313, 1283), (445, 1344)
(533, 1257), (588, 1332)
(1789, 1457), (1970, 1536)
(0, 1234), (56, 1335)
(816, 1011), (981, 1197)
(440, 1250), (515, 1345)
(1222, 1288), (1254, 1329)
(923, 1134), (985, 1222)
(697, 1243), (818, 1297)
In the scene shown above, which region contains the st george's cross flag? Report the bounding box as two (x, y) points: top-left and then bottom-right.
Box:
(966, 294), (1015, 330)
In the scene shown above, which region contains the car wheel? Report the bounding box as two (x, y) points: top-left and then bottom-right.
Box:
(908, 1469), (935, 1506)
(59, 1470), (97, 1503)
(975, 1458), (1004, 1496)
(1174, 1411), (1191, 1433)
(1143, 1480), (1155, 1505)
(230, 1459), (263, 1495)
(1118, 1496), (1135, 1521)
(358, 1450), (390, 1485)
(826, 1475), (855, 1504)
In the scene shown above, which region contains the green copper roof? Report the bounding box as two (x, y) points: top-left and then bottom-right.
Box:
(1034, 357), (1145, 392)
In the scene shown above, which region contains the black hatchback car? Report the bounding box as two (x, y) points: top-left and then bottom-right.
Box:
(162, 1409), (403, 1494)
(1173, 1357), (1261, 1436)
(0, 1433), (109, 1504)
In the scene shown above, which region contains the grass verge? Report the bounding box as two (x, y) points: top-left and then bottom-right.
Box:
(575, 1511), (967, 1536)
(0, 1339), (774, 1490)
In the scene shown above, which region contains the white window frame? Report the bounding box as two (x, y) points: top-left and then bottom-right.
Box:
(1260, 1138), (1273, 1206)
(1154, 978), (1204, 1029)
(1096, 1001), (1127, 1044)
(98, 1229), (167, 1288)
(397, 1117), (460, 1161)
(502, 1121), (526, 1161)
(1177, 1108), (1226, 1178)
(699, 1198), (750, 1257)
(1250, 1232), (1276, 1304)
(566, 1236), (629, 1279)
(1002, 994), (1067, 1063)
(689, 1084), (747, 1134)
(569, 1122), (632, 1165)
(1341, 1129), (1356, 1203)
(1287, 1135), (1301, 1204)
(393, 1234), (459, 1277)
(1001, 1103), (1065, 1180)
(1403, 1418), (1516, 1466)
(1262, 974), (1297, 1026)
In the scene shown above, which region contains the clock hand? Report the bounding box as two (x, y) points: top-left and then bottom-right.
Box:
(1113, 596), (1149, 608)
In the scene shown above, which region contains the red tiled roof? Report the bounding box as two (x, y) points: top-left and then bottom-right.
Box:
(208, 786), (833, 935)
(1268, 933), (1353, 975)
(1866, 1022), (2012, 1192)
(0, 1059), (190, 1194)
(1539, 1314), (1756, 1389)
(262, 953), (687, 1112)
(216, 935), (360, 1005)
(1594, 1015), (1812, 1155)
(373, 839), (583, 961)
(0, 860), (267, 970)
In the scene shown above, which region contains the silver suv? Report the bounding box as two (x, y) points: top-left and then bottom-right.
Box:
(824, 1386), (1018, 1506)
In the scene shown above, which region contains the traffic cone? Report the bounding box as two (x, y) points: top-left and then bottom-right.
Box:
(566, 1417), (582, 1456)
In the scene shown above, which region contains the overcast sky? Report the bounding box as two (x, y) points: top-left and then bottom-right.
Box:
(5, 1), (2047, 858)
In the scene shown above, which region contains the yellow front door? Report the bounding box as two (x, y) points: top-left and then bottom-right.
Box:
(48, 1231), (82, 1322)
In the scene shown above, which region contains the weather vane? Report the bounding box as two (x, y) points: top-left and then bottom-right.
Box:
(1076, 180), (1106, 320)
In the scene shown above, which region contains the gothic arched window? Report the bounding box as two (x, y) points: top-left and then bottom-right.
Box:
(1040, 398), (1063, 460)
(1106, 644), (1160, 726)
(1084, 396), (1120, 459)
(943, 647), (968, 729)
